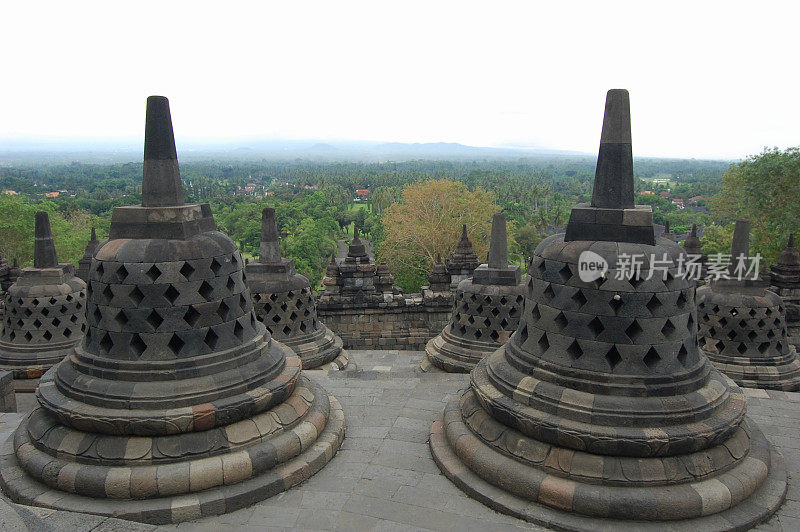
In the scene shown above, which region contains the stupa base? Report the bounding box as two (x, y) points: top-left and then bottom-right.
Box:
(430, 392), (787, 531)
(706, 353), (800, 392)
(289, 327), (350, 370)
(423, 329), (498, 373)
(0, 378), (345, 525)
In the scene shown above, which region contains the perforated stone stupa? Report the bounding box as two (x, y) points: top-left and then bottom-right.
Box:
(698, 221), (800, 391)
(76, 227), (99, 283)
(246, 208), (348, 370)
(0, 96), (344, 524)
(446, 224), (481, 288)
(429, 89), (787, 529)
(0, 212), (86, 381)
(770, 234), (800, 348)
(423, 213), (524, 373)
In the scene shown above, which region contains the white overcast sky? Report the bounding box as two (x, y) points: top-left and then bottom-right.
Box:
(1, 1), (798, 159)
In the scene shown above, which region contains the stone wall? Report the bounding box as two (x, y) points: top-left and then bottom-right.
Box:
(318, 291), (451, 350)
(0, 371), (16, 412)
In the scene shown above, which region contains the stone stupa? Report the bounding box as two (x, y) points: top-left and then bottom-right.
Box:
(0, 96), (344, 524)
(0, 212), (86, 383)
(76, 227), (100, 283)
(661, 219), (676, 241)
(446, 224), (481, 288)
(246, 207), (348, 370)
(423, 213), (524, 373)
(769, 234), (800, 348)
(430, 89), (786, 529)
(698, 220), (800, 391)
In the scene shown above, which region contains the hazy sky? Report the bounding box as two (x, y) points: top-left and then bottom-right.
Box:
(2, 1), (798, 159)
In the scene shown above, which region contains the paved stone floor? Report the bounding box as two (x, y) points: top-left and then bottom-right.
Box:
(2, 350), (800, 531)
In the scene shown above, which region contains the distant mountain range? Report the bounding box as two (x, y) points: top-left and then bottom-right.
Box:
(0, 138), (592, 164)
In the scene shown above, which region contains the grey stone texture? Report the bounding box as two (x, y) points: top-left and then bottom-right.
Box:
(246, 208), (348, 370)
(0, 212), (86, 380)
(0, 96), (344, 524)
(425, 213), (524, 373)
(430, 89), (787, 528)
(75, 227), (99, 284)
(0, 371), (14, 412)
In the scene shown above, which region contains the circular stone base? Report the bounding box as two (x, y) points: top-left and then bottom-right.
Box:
(424, 330), (499, 374)
(419, 353), (446, 373)
(430, 401), (787, 531)
(313, 349), (352, 371)
(0, 382), (345, 525)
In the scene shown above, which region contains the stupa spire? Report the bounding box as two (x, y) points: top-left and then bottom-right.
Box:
(486, 213), (509, 269)
(259, 207), (282, 263)
(142, 96), (184, 207)
(33, 211), (58, 268)
(591, 89), (634, 209)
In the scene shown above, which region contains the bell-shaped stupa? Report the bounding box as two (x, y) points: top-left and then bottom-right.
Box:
(0, 212), (86, 381)
(430, 90), (786, 529)
(76, 227), (100, 283)
(423, 213), (524, 372)
(246, 207), (348, 370)
(698, 221), (800, 390)
(770, 234), (800, 348)
(0, 96), (344, 524)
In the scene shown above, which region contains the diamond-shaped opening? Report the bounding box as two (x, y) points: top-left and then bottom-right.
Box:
(661, 319), (676, 338)
(719, 317), (728, 327)
(757, 319), (766, 328)
(70, 314), (78, 323)
(96, 263), (105, 276)
(270, 293), (279, 301)
(60, 305), (68, 313)
(41, 307), (50, 317)
(23, 308), (32, 317)
(252, 293), (262, 303)
(500, 318), (509, 328)
(226, 276), (236, 291)
(499, 296), (508, 305)
(712, 305), (720, 313)
(24, 331), (33, 342)
(184, 306), (201, 327)
(626, 320), (643, 341)
(33, 318), (42, 328)
(282, 325), (292, 335)
(164, 285), (180, 304)
(459, 325), (467, 335)
(490, 330), (500, 341)
(554, 311), (568, 330)
(558, 263), (572, 282)
(102, 285), (114, 303)
(530, 304), (541, 321)
(765, 308), (773, 317)
(63, 328), (72, 338)
(129, 286), (144, 305)
(646, 295), (662, 315)
(643, 347), (661, 368)
(749, 308), (757, 317)
(537, 260), (547, 276)
(49, 297), (57, 305)
(708, 327), (717, 336)
(199, 281), (214, 300)
(16, 319), (24, 327)
(758, 342), (771, 354)
(677, 344), (689, 366)
(231, 254), (239, 265)
(629, 275), (644, 289)
(180, 262), (195, 280)
(571, 290), (587, 308)
(538, 332), (550, 351)
(130, 334), (147, 356)
(605, 346), (622, 369)
(467, 315), (475, 324)
(474, 329), (483, 339)
(204, 328), (219, 349)
(146, 310), (164, 330)
(99, 332), (113, 353)
(687, 313), (694, 329)
(476, 305), (484, 314)
(676, 291), (688, 308)
(747, 330), (757, 341)
(289, 311), (298, 320)
(608, 294), (625, 315)
(8, 331), (15, 341)
(491, 306), (500, 317)
(167, 334), (185, 354)
(233, 320), (244, 340)
(767, 329), (775, 338)
(518, 322), (528, 343)
(114, 310), (128, 326)
(483, 317), (492, 328)
(143, 265), (161, 283)
(32, 298), (40, 306)
(210, 258), (222, 275)
(217, 301), (230, 320)
(43, 330), (52, 340)
(272, 313), (282, 323)
(777, 341), (783, 351)
(738, 319), (748, 329)
(588, 317), (604, 337)
(543, 284), (555, 301)
(727, 329), (738, 341)
(515, 295), (524, 304)
(567, 340), (583, 360)
(731, 309), (739, 317)
(299, 321), (308, 332)
(737, 342), (749, 354)
(116, 264), (129, 282)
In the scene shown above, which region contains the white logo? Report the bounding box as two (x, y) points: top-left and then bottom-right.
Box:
(578, 251), (608, 283)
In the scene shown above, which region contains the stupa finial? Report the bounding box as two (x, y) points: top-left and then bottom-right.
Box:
(142, 95), (184, 207)
(259, 208), (282, 263)
(487, 213), (509, 269)
(591, 89), (634, 209)
(33, 211), (58, 268)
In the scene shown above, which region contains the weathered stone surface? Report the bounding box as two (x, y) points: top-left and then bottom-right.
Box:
(0, 96), (344, 524)
(770, 234), (800, 349)
(0, 212), (86, 380)
(446, 225), (480, 289)
(430, 89), (786, 528)
(0, 371), (15, 412)
(76, 227), (99, 283)
(247, 208), (348, 370)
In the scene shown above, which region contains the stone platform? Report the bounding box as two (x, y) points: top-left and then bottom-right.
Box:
(1, 350), (800, 531)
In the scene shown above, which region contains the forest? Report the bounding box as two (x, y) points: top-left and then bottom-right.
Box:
(1, 151), (788, 293)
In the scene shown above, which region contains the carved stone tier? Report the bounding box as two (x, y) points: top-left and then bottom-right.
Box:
(770, 235), (800, 349)
(76, 227), (100, 283)
(446, 224), (480, 288)
(0, 96), (344, 524)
